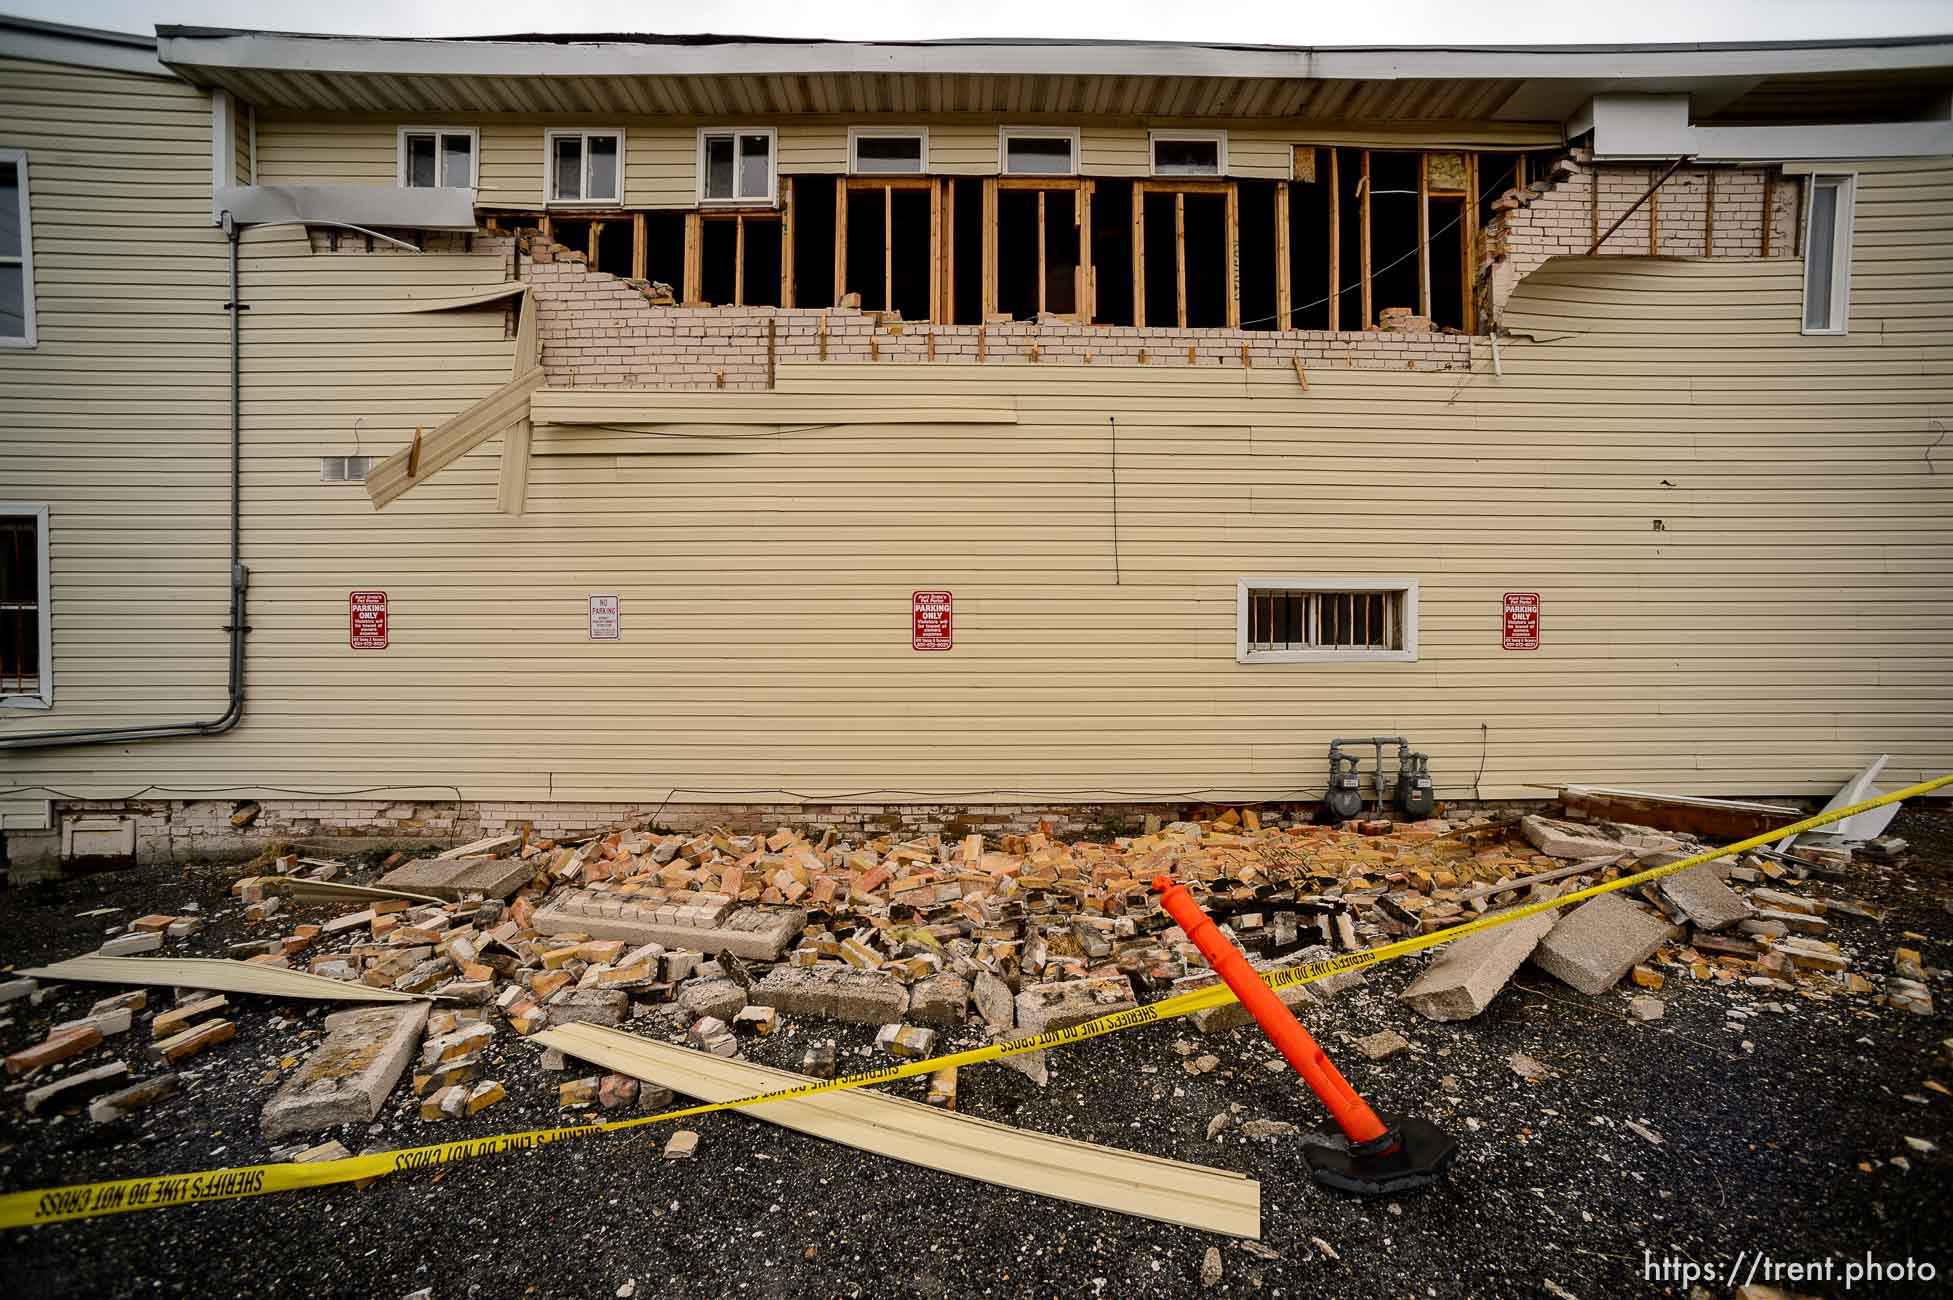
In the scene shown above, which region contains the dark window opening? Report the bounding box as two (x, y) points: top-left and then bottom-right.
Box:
(950, 178), (984, 324)
(1237, 180), (1277, 333)
(1429, 195), (1465, 332)
(1369, 152), (1421, 327)
(1180, 194), (1228, 328)
(995, 187), (1081, 320)
(594, 220), (633, 278)
(1334, 148), (1364, 329)
(1288, 174), (1331, 330)
(889, 188), (932, 322)
(643, 212), (685, 295)
(701, 219), (738, 305)
(844, 188), (888, 311)
(791, 175), (838, 308)
(1090, 180), (1133, 326)
(701, 216), (783, 307)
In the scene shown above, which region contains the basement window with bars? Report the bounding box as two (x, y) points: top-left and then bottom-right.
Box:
(2, 504), (50, 707)
(320, 455), (383, 482)
(1235, 578), (1418, 664)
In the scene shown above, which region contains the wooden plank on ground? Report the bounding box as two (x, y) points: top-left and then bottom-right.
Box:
(536, 1024), (1262, 1239)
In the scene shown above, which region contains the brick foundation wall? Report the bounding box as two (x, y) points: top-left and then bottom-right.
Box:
(1480, 150), (1801, 327)
(521, 238), (1473, 390)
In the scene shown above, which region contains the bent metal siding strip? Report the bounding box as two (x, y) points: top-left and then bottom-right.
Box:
(536, 1022), (1263, 1238)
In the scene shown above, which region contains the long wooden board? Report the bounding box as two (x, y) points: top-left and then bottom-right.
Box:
(537, 1023), (1261, 1239)
(20, 956), (432, 1003)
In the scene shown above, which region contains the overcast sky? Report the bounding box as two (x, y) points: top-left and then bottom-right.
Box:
(10, 0), (1953, 44)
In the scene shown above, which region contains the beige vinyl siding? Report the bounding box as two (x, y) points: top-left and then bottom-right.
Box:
(254, 114), (1562, 201)
(3, 132), (1948, 805)
(0, 57), (233, 732)
(233, 96), (251, 185)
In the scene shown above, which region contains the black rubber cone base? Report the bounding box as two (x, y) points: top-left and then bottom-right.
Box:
(1302, 1114), (1459, 1196)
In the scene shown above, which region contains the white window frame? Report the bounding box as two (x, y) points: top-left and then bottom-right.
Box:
(395, 126), (480, 190)
(544, 127), (627, 206)
(999, 126), (1080, 177)
(848, 126), (929, 176)
(1148, 129), (1228, 178)
(1797, 170), (1854, 336)
(1235, 577), (1419, 664)
(0, 148), (36, 350)
(695, 127), (777, 206)
(1, 502), (52, 709)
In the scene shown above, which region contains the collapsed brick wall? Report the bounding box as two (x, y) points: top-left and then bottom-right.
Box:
(520, 237), (1473, 390)
(1478, 149), (1802, 327)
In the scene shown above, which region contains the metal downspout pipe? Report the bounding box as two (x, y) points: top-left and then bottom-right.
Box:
(0, 215), (248, 750)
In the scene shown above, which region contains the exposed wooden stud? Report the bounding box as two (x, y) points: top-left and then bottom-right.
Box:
(834, 176), (848, 306)
(1648, 164), (1660, 254)
(1703, 169), (1716, 257)
(1359, 150), (1372, 330)
(1078, 181), (1094, 322)
(1586, 156), (1686, 256)
(1132, 184), (1147, 328)
(1274, 182), (1291, 330)
(1327, 149), (1340, 331)
(977, 321), (986, 361)
(406, 426), (423, 478)
(1291, 356), (1309, 389)
(766, 317), (777, 388)
(1589, 157), (1600, 250)
(587, 219), (602, 268)
(734, 214), (747, 306)
(683, 211), (702, 304)
(926, 327), (935, 361)
(929, 178), (942, 323)
(981, 178), (998, 319)
(538, 213), (552, 242)
(941, 178), (955, 323)
(1173, 191), (1187, 329)
(1224, 181), (1240, 329)
(1761, 170), (1774, 256)
(780, 176), (795, 306)
(631, 212), (646, 282)
(1036, 189), (1048, 316)
(818, 310), (828, 360)
(883, 182), (894, 313)
(1463, 152), (1479, 334)
(1417, 154), (1431, 319)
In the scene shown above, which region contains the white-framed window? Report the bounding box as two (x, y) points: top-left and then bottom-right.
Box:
(397, 127), (477, 189)
(320, 455), (383, 483)
(546, 128), (626, 205)
(1236, 578), (1418, 664)
(1150, 130), (1226, 178)
(1, 504), (51, 708)
(0, 149), (36, 349)
(697, 128), (776, 205)
(1000, 127), (1079, 177)
(849, 127), (928, 176)
(1801, 172), (1854, 335)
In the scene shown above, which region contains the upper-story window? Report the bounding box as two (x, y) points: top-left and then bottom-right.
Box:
(698, 129), (775, 205)
(1000, 127), (1078, 177)
(1802, 173), (1854, 335)
(0, 149), (36, 348)
(547, 129), (625, 205)
(849, 128), (927, 175)
(398, 127), (476, 189)
(1150, 131), (1226, 177)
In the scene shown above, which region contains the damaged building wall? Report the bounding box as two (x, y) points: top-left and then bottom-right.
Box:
(2, 52), (1948, 842)
(1480, 149), (1803, 329)
(524, 235), (1472, 389)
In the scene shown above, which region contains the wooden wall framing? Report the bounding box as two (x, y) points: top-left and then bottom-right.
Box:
(983, 177), (1095, 323)
(835, 176), (944, 321)
(682, 208), (787, 306)
(1131, 178), (1239, 329)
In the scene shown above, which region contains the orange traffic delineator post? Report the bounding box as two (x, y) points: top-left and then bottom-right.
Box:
(1153, 875), (1459, 1195)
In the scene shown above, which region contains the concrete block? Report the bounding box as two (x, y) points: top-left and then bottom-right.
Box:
(1401, 910), (1558, 1021)
(532, 896), (804, 961)
(1519, 816), (1621, 860)
(749, 965), (909, 1024)
(1013, 976), (1137, 1073)
(1531, 893), (1670, 995)
(375, 856), (531, 901)
(261, 1002), (430, 1139)
(1656, 864), (1753, 932)
(545, 988), (629, 1028)
(675, 976), (747, 1022)
(972, 971), (1014, 1031)
(908, 973), (970, 1027)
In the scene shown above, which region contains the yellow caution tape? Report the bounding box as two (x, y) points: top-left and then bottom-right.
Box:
(4, 774), (1944, 1230)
